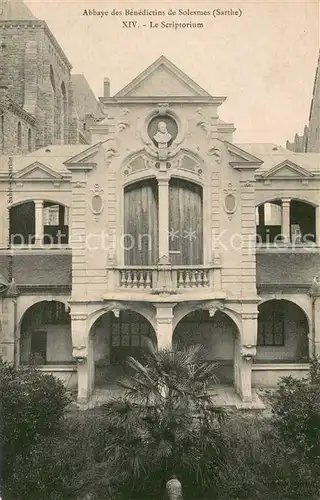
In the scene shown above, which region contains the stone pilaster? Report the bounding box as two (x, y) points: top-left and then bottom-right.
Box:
(236, 311), (258, 402)
(154, 303), (175, 350)
(71, 313), (93, 403)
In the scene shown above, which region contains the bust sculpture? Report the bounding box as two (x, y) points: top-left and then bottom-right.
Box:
(153, 121), (172, 160)
(153, 121), (172, 144)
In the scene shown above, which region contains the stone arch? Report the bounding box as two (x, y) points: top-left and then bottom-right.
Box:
(89, 307), (157, 387)
(256, 298), (310, 363)
(19, 299), (72, 366)
(256, 197), (317, 243)
(258, 295), (311, 333)
(173, 307), (240, 384)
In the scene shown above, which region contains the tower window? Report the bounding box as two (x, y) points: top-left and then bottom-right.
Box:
(17, 122), (22, 148)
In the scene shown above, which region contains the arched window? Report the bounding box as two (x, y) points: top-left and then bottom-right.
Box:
(28, 128), (32, 152)
(60, 81), (67, 143)
(169, 178), (203, 265)
(49, 65), (56, 142)
(1, 113), (4, 153)
(17, 121), (22, 148)
(124, 179), (158, 265)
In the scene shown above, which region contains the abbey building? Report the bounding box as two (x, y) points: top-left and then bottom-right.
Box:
(1, 0), (320, 407)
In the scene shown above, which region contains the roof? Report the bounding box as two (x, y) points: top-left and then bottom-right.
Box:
(71, 74), (104, 120)
(0, 145), (90, 174)
(236, 143), (320, 175)
(0, 253), (72, 287)
(257, 252), (320, 286)
(0, 0), (38, 20)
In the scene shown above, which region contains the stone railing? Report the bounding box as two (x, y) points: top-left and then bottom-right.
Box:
(106, 262), (221, 295)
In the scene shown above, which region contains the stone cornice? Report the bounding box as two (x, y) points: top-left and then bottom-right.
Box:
(6, 97), (36, 125)
(0, 20), (72, 71)
(99, 96), (226, 105)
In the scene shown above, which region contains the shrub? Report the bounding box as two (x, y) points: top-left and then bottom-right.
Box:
(0, 360), (69, 499)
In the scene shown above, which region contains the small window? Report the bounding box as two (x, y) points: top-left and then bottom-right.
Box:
(17, 121), (22, 147)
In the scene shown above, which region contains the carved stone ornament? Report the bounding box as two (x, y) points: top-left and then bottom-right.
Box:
(196, 108), (218, 139)
(89, 184), (104, 221)
(223, 183), (237, 221)
(103, 136), (120, 163)
(117, 108), (130, 133)
(72, 345), (88, 362)
(207, 146), (222, 163)
(157, 103), (169, 116)
(197, 300), (225, 317)
(309, 275), (320, 297)
(240, 344), (257, 361)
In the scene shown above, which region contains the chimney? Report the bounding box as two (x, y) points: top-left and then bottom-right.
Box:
(103, 78), (110, 97)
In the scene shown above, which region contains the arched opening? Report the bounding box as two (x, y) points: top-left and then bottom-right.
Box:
(9, 201), (69, 246)
(90, 310), (156, 387)
(124, 179), (158, 265)
(28, 128), (32, 152)
(256, 199), (316, 244)
(256, 299), (309, 363)
(43, 201), (69, 244)
(173, 310), (238, 384)
(17, 121), (22, 148)
(60, 82), (67, 144)
(169, 178), (203, 265)
(10, 201), (35, 245)
(20, 300), (73, 365)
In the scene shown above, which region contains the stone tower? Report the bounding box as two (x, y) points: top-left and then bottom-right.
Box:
(0, 0), (78, 152)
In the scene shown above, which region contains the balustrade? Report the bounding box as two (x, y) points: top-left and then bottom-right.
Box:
(107, 265), (217, 293)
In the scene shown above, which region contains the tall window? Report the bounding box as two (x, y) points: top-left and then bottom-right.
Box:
(28, 128), (32, 152)
(17, 121), (22, 148)
(1, 113), (4, 153)
(50, 65), (56, 142)
(61, 82), (67, 144)
(169, 178), (203, 265)
(124, 179), (158, 265)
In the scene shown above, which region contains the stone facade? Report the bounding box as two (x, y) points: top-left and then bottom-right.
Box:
(0, 1), (319, 407)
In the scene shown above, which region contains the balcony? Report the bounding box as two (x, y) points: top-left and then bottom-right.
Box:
(106, 263), (222, 297)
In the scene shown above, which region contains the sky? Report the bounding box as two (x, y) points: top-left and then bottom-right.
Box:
(25, 0), (320, 145)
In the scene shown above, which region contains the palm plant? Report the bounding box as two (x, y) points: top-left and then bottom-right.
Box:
(99, 345), (225, 499)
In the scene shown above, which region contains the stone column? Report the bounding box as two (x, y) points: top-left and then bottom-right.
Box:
(34, 200), (43, 246)
(308, 279), (320, 357)
(158, 176), (169, 259)
(316, 205), (320, 246)
(154, 304), (175, 350)
(281, 198), (291, 243)
(71, 313), (92, 404)
(236, 312), (258, 402)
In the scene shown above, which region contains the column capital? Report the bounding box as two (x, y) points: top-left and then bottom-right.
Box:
(242, 312), (258, 321)
(34, 199), (43, 206)
(71, 314), (87, 321)
(281, 198), (291, 205)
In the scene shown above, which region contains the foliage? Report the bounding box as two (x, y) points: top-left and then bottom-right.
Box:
(0, 360), (69, 499)
(96, 345), (226, 499)
(271, 358), (320, 458)
(216, 414), (320, 500)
